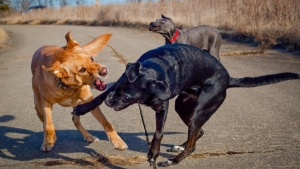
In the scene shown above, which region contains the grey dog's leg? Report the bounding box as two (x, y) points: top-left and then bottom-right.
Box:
(208, 31), (222, 61)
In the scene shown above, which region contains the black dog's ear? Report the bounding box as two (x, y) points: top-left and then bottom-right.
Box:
(147, 80), (171, 100)
(161, 14), (172, 20)
(126, 62), (141, 82)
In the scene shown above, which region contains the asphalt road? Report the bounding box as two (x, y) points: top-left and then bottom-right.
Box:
(0, 25), (299, 168)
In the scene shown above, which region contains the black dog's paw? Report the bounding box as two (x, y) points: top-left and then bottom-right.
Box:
(71, 102), (94, 116)
(148, 158), (157, 168)
(158, 159), (177, 167)
(169, 145), (185, 152)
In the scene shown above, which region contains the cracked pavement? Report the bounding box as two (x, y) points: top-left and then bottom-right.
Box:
(0, 25), (299, 168)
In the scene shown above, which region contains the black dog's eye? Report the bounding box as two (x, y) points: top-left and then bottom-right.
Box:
(122, 95), (130, 101)
(161, 20), (165, 24)
(79, 68), (86, 73)
(90, 56), (94, 62)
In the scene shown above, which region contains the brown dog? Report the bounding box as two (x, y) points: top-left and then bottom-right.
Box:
(31, 32), (128, 152)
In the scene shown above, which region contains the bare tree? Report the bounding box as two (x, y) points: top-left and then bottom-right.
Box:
(127, 0), (142, 2)
(34, 0), (44, 6)
(21, 0), (33, 11)
(94, 0), (100, 6)
(10, 0), (33, 11)
(75, 0), (87, 6)
(59, 0), (67, 7)
(48, 0), (54, 8)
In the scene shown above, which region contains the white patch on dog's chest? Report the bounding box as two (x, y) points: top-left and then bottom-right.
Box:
(58, 98), (74, 107)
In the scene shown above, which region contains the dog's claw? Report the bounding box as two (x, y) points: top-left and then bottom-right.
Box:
(148, 157), (156, 166)
(41, 143), (53, 152)
(159, 159), (177, 167)
(170, 145), (185, 152)
(84, 135), (99, 143)
(149, 161), (156, 167)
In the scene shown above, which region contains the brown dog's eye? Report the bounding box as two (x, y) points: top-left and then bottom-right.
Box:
(79, 68), (86, 73)
(90, 56), (94, 61)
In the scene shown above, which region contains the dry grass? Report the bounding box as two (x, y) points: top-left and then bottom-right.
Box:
(0, 28), (8, 49)
(30, 153), (147, 168)
(1, 0), (299, 50)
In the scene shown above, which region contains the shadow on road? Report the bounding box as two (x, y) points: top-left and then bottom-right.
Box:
(0, 115), (182, 163)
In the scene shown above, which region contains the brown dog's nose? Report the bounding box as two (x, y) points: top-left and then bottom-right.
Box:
(99, 67), (108, 76)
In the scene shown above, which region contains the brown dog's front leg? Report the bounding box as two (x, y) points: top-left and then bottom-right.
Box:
(148, 101), (169, 167)
(41, 100), (56, 152)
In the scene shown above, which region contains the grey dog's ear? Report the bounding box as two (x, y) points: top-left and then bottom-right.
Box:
(161, 14), (172, 20)
(147, 80), (171, 100)
(126, 62), (141, 82)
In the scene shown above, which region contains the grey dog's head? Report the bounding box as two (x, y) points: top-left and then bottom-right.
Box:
(149, 14), (175, 35)
(105, 62), (171, 111)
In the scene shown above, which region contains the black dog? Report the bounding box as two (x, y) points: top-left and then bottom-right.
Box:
(72, 44), (299, 167)
(149, 14), (222, 61)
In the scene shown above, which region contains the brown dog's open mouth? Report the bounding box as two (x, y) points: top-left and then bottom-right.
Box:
(93, 79), (107, 91)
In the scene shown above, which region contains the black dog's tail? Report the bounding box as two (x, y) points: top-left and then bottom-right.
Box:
(229, 72), (299, 88)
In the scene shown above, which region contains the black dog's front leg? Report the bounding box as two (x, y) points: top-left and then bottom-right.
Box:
(148, 101), (169, 167)
(72, 83), (117, 115)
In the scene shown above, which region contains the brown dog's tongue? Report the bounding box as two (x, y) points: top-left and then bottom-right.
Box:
(94, 79), (107, 91)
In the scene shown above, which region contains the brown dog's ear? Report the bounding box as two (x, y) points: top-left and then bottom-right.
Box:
(82, 34), (112, 56)
(65, 31), (80, 49)
(147, 80), (171, 100)
(42, 64), (69, 78)
(125, 62), (141, 82)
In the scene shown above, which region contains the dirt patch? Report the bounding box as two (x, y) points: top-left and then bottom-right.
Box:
(5, 148), (291, 168)
(188, 148), (287, 159)
(27, 153), (147, 168)
(220, 50), (265, 56)
(106, 44), (128, 65)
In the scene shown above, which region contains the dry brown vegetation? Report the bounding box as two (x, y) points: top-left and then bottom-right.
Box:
(0, 27), (8, 49)
(1, 0), (299, 50)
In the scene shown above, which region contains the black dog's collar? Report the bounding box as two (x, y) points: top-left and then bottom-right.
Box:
(169, 29), (178, 43)
(56, 77), (71, 89)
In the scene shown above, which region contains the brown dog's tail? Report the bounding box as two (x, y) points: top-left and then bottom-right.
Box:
(229, 72), (299, 88)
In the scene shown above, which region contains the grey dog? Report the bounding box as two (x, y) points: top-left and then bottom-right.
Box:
(149, 14), (222, 61)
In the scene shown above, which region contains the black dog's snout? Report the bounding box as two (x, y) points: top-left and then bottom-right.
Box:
(99, 67), (108, 76)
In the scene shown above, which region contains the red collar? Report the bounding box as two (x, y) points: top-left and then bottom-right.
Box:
(169, 29), (178, 43)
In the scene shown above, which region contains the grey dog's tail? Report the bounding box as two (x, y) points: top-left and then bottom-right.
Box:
(229, 72), (299, 88)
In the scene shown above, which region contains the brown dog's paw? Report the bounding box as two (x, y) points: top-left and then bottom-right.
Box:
(109, 135), (128, 151)
(84, 135), (99, 143)
(41, 143), (53, 152)
(104, 125), (128, 150)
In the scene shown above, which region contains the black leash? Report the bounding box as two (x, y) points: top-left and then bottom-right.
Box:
(138, 103), (151, 148)
(139, 104), (157, 169)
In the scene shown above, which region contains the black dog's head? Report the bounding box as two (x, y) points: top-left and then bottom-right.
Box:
(105, 61), (171, 111)
(149, 14), (175, 35)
